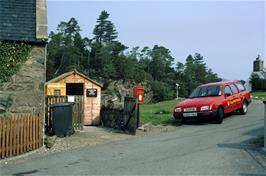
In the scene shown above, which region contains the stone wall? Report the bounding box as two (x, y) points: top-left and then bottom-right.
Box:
(100, 96), (138, 134)
(100, 105), (123, 129)
(0, 45), (46, 118)
(101, 80), (153, 107)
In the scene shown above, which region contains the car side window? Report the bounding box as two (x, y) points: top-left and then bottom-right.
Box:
(236, 82), (246, 92)
(224, 86), (232, 96)
(229, 84), (239, 94)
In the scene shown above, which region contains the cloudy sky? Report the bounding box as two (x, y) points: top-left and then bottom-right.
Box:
(47, 0), (265, 81)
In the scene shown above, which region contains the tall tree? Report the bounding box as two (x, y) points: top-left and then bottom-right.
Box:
(149, 45), (174, 81)
(57, 17), (81, 46)
(90, 10), (127, 79)
(183, 54), (196, 95)
(183, 53), (221, 95)
(93, 10), (118, 44)
(193, 53), (207, 83)
(46, 18), (89, 80)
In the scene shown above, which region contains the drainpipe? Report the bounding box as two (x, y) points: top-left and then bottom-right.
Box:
(43, 43), (47, 147)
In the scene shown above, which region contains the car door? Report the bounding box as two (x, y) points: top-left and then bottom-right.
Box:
(229, 83), (242, 110)
(223, 85), (234, 113)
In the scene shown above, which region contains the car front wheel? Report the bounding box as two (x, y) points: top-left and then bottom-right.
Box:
(215, 107), (224, 124)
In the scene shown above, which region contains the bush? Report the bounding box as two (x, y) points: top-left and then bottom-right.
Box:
(0, 42), (31, 82)
(151, 81), (175, 102)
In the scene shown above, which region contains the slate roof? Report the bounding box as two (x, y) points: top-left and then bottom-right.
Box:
(0, 0), (44, 43)
(253, 71), (266, 79)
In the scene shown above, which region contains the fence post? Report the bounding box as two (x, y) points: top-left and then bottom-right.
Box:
(137, 103), (140, 128)
(263, 101), (266, 152)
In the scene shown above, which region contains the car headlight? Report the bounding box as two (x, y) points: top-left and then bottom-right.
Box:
(174, 107), (182, 112)
(200, 106), (210, 111)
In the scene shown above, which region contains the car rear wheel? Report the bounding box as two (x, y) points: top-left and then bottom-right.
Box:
(215, 107), (224, 124)
(239, 101), (248, 115)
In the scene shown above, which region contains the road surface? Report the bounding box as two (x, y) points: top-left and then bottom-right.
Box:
(1, 101), (266, 175)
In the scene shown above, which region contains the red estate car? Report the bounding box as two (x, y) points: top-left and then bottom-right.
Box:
(173, 81), (251, 124)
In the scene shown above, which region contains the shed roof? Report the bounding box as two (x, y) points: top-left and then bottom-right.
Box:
(0, 0), (47, 43)
(46, 70), (103, 88)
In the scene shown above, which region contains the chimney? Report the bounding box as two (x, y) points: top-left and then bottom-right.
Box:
(36, 0), (48, 40)
(253, 54), (264, 72)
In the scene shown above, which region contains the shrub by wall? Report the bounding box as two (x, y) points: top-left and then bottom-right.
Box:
(0, 42), (31, 82)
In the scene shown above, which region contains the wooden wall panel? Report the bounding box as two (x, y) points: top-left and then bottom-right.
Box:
(46, 83), (66, 96)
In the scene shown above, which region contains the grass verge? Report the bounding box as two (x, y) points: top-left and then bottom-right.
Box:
(140, 99), (181, 126)
(251, 91), (266, 101)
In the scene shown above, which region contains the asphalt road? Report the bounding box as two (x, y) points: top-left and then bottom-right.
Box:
(1, 101), (266, 176)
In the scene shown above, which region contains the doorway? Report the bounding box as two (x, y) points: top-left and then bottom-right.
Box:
(66, 83), (84, 130)
(66, 83), (84, 95)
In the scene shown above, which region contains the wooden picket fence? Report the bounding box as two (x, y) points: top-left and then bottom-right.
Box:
(0, 113), (42, 159)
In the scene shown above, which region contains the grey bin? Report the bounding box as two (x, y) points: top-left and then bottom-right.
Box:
(50, 102), (75, 137)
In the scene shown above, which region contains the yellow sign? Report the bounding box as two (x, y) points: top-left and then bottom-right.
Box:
(228, 98), (241, 105)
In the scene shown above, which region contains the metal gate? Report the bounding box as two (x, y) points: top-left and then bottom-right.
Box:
(121, 96), (138, 134)
(72, 96), (84, 130)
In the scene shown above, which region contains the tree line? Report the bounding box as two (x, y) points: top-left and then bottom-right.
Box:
(47, 10), (221, 102)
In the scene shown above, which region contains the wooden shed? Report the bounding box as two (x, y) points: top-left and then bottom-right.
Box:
(46, 70), (103, 125)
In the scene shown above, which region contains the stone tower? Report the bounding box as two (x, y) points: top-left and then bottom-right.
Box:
(253, 54), (264, 72)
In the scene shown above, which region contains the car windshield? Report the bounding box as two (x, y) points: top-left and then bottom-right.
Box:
(189, 85), (222, 98)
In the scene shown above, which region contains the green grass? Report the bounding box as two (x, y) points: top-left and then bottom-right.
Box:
(140, 99), (181, 126)
(251, 91), (266, 101)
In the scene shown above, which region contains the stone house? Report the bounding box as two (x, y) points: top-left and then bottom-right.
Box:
(244, 55), (266, 91)
(0, 0), (48, 117)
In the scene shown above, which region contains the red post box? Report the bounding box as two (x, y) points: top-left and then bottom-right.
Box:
(133, 85), (144, 128)
(133, 85), (144, 104)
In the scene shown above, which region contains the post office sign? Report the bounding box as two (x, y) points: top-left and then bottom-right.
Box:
(86, 89), (97, 97)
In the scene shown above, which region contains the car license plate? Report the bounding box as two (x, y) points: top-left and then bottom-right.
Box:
(184, 107), (197, 112)
(183, 112), (197, 117)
